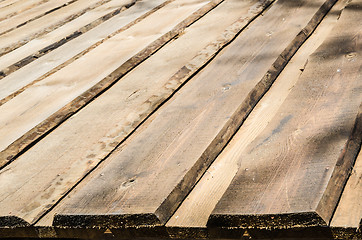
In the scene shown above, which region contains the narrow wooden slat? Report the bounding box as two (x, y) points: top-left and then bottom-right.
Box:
(0, 0), (217, 227)
(51, 0), (331, 229)
(32, 0), (274, 228)
(0, 0), (166, 103)
(166, 0), (349, 233)
(0, 0), (76, 36)
(0, 0), (136, 77)
(330, 150), (362, 239)
(208, 0), (362, 229)
(0, 0), (109, 56)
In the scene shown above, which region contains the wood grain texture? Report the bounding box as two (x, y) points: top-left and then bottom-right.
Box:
(0, 0), (212, 169)
(34, 0), (274, 228)
(0, 0), (48, 22)
(208, 0), (362, 229)
(0, 0), (136, 78)
(330, 150), (362, 239)
(166, 0), (349, 231)
(0, 0), (75, 36)
(0, 0), (110, 56)
(51, 0), (330, 229)
(0, 0), (218, 227)
(0, 0), (167, 103)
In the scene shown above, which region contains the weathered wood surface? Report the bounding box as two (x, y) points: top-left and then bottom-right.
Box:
(0, 0), (212, 168)
(0, 0), (136, 77)
(33, 0), (274, 228)
(208, 0), (362, 229)
(0, 0), (165, 102)
(0, 0), (21, 9)
(330, 150), (362, 239)
(0, 0), (46, 22)
(167, 0), (349, 232)
(0, 0), (223, 227)
(50, 0), (332, 229)
(0, 0), (109, 56)
(0, 0), (75, 36)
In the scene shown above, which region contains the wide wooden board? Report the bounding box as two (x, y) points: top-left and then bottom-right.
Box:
(166, 0), (349, 232)
(51, 0), (331, 229)
(209, 0), (362, 229)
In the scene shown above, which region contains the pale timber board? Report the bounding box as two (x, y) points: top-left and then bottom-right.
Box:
(0, 0), (21, 9)
(0, 0), (209, 159)
(0, 0), (165, 102)
(0, 0), (135, 76)
(167, 0), (350, 230)
(51, 0), (330, 228)
(32, 0), (274, 228)
(0, 0), (76, 36)
(0, 0), (47, 21)
(0, 0), (108, 56)
(0, 0), (213, 227)
(209, 0), (362, 229)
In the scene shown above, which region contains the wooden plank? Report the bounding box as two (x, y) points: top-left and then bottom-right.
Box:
(32, 0), (274, 228)
(0, 0), (21, 9)
(208, 0), (362, 229)
(0, 0), (47, 21)
(0, 0), (76, 36)
(330, 150), (362, 239)
(0, 0), (218, 168)
(0, 0), (166, 102)
(0, 0), (217, 227)
(0, 0), (109, 56)
(51, 0), (332, 229)
(0, 0), (136, 78)
(166, 0), (350, 232)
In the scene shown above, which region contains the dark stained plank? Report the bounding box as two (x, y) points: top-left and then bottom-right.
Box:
(51, 0), (333, 229)
(0, 0), (222, 227)
(166, 0), (350, 233)
(208, 0), (362, 229)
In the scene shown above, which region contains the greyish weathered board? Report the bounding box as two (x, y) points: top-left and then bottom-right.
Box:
(51, 0), (334, 229)
(208, 0), (362, 230)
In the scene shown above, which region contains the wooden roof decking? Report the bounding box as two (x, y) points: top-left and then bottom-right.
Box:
(0, 0), (360, 239)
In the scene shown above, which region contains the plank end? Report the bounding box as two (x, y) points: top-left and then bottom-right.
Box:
(207, 212), (327, 229)
(53, 213), (162, 228)
(0, 216), (31, 228)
